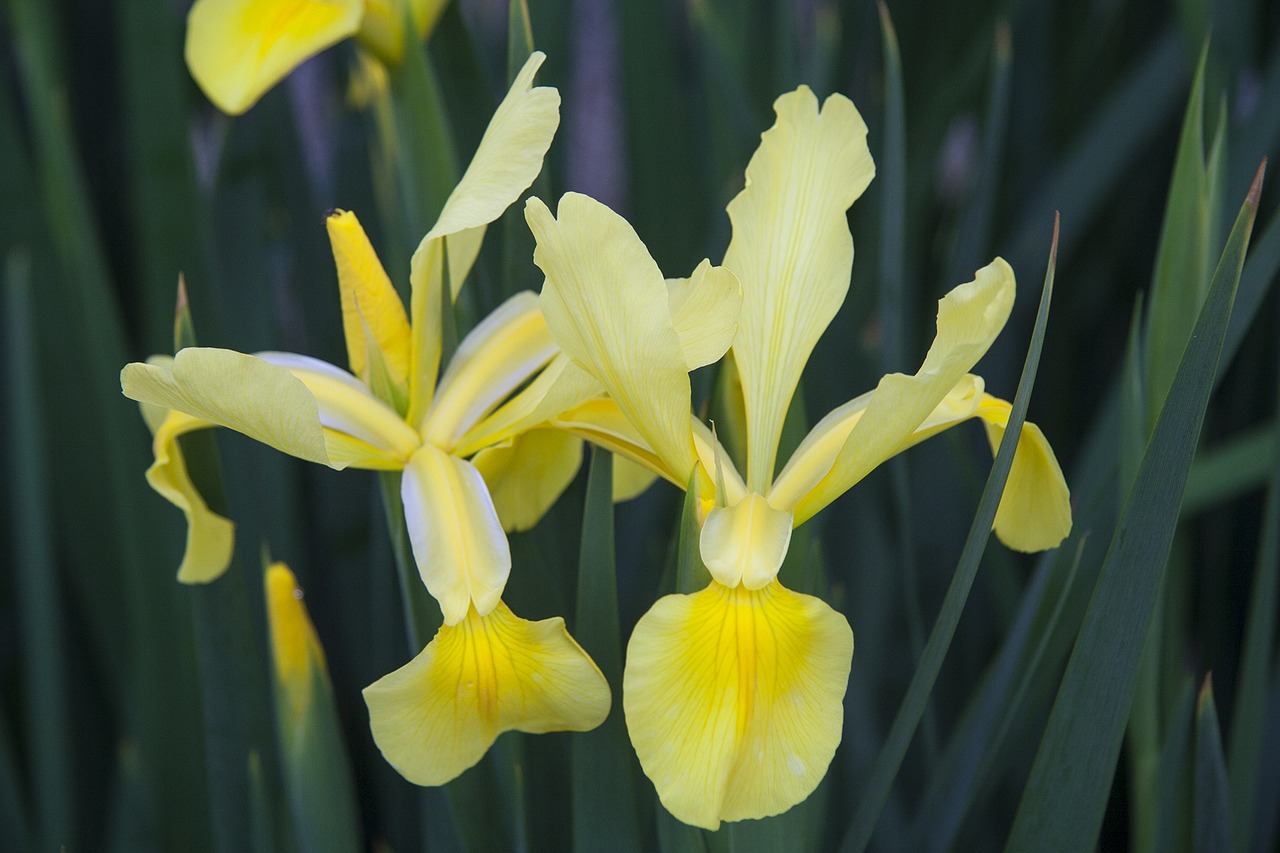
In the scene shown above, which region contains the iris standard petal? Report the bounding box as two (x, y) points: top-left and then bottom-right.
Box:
(667, 260), (743, 371)
(145, 409), (236, 584)
(795, 258), (1015, 523)
(471, 429), (583, 532)
(364, 600), (610, 786)
(325, 209), (411, 389)
(185, 0), (363, 115)
(401, 445), (511, 625)
(528, 193), (699, 480)
(623, 581), (853, 830)
(722, 86), (874, 491)
(699, 493), (794, 589)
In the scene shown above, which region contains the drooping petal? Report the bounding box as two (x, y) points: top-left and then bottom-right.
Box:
(624, 581), (853, 830)
(722, 87), (875, 491)
(795, 259), (1015, 523)
(185, 0), (363, 115)
(974, 396), (1072, 551)
(699, 493), (794, 589)
(667, 260), (743, 371)
(471, 429), (583, 532)
(407, 51), (560, 425)
(422, 291), (557, 449)
(325, 209), (411, 389)
(364, 600), (610, 786)
(528, 193), (699, 480)
(144, 409), (236, 584)
(401, 445), (511, 625)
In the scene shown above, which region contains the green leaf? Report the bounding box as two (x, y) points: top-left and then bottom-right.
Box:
(1195, 678), (1233, 853)
(1182, 421), (1277, 515)
(676, 469), (712, 595)
(1004, 166), (1263, 852)
(1152, 678), (1196, 853)
(840, 216), (1060, 853)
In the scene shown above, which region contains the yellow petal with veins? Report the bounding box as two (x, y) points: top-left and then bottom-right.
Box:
(667, 260), (743, 371)
(624, 581), (853, 830)
(552, 397), (679, 489)
(723, 87), (874, 491)
(185, 0), (363, 115)
(471, 429), (583, 532)
(796, 258), (1015, 522)
(699, 493), (794, 589)
(364, 600), (610, 786)
(528, 192), (698, 481)
(401, 445), (510, 625)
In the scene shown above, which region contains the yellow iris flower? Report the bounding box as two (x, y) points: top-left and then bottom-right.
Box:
(122, 54), (613, 786)
(185, 0), (449, 115)
(525, 86), (1072, 828)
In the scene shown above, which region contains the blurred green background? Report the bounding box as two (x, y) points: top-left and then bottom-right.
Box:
(2, 0), (1279, 850)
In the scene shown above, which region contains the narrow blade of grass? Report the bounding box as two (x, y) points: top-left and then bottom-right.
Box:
(1152, 678), (1196, 853)
(1195, 677), (1233, 852)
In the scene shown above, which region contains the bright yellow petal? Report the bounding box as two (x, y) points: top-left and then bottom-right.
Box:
(471, 429), (583, 532)
(528, 192), (698, 480)
(974, 396), (1072, 551)
(722, 87), (874, 491)
(795, 259), (1015, 522)
(407, 51), (560, 425)
(144, 409), (236, 584)
(325, 209), (411, 389)
(364, 600), (610, 786)
(623, 581), (853, 829)
(185, 0), (363, 115)
(699, 493), (794, 589)
(422, 291), (556, 449)
(667, 260), (743, 371)
(265, 562), (329, 723)
(401, 445), (510, 625)
(614, 455), (660, 502)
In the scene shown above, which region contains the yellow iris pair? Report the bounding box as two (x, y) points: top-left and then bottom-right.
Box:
(185, 0), (449, 115)
(525, 87), (1071, 828)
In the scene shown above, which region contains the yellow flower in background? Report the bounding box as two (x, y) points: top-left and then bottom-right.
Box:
(123, 53), (610, 785)
(527, 86), (1072, 828)
(185, 0), (449, 115)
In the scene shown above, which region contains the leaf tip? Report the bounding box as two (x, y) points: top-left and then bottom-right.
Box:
(1246, 159), (1266, 208)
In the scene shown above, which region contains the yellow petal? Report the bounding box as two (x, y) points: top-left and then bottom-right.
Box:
(623, 581), (853, 829)
(795, 259), (1015, 522)
(552, 397), (680, 488)
(692, 420), (749, 507)
(407, 51), (560, 425)
(422, 291), (556, 449)
(471, 429), (583, 532)
(974, 396), (1073, 551)
(722, 87), (875, 491)
(528, 193), (698, 480)
(699, 493), (794, 589)
(401, 445), (510, 625)
(325, 209), (411, 389)
(667, 260), (743, 371)
(144, 409), (236, 584)
(265, 562), (329, 723)
(184, 0), (363, 115)
(614, 455), (660, 502)
(364, 600), (610, 786)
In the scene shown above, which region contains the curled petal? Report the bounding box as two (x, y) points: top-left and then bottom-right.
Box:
(624, 581), (853, 829)
(471, 429), (583, 532)
(364, 601), (610, 786)
(667, 260), (743, 371)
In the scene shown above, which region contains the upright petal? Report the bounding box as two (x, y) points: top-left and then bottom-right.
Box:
(528, 193), (699, 480)
(401, 445), (511, 625)
(185, 0), (363, 115)
(364, 601), (610, 786)
(667, 261), (743, 371)
(471, 429), (583, 532)
(624, 581), (853, 829)
(795, 259), (1015, 522)
(722, 87), (874, 491)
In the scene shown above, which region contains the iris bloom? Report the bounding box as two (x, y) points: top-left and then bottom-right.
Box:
(525, 87), (1072, 828)
(186, 0), (448, 115)
(122, 54), (613, 785)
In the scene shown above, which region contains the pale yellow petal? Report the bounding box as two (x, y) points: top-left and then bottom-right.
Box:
(185, 0), (363, 115)
(144, 410), (236, 584)
(422, 291), (556, 449)
(265, 562), (328, 723)
(552, 398), (681, 488)
(528, 193), (698, 479)
(623, 581), (853, 829)
(613, 455), (660, 503)
(401, 445), (510, 625)
(364, 600), (610, 786)
(974, 396), (1072, 552)
(325, 209), (411, 388)
(699, 493), (794, 589)
(667, 260), (743, 371)
(471, 429), (583, 532)
(723, 87), (875, 491)
(692, 419), (749, 507)
(795, 259), (1015, 522)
